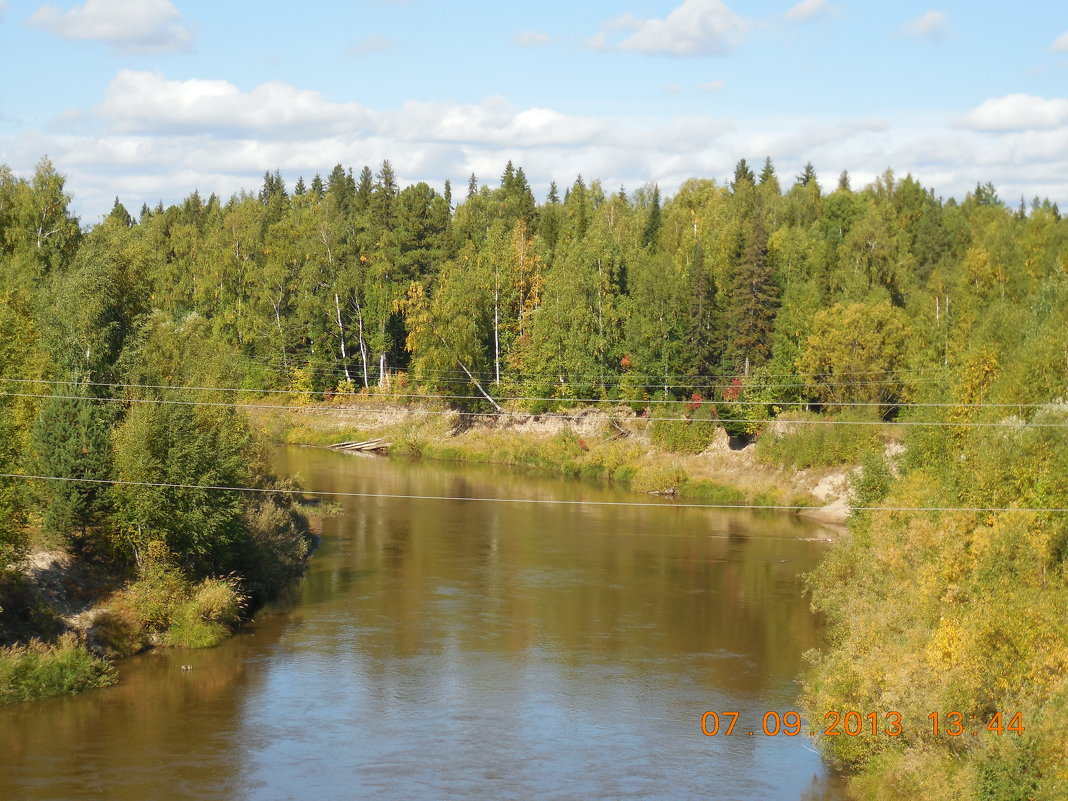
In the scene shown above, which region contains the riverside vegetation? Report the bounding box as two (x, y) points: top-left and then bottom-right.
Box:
(1, 157), (1066, 799)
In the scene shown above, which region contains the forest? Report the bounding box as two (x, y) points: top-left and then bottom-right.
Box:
(1, 154), (1066, 799)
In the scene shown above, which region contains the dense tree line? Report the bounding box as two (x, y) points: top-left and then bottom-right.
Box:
(1, 156), (1066, 795)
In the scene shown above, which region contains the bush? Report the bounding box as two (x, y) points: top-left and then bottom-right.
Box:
(649, 403), (718, 454)
(755, 412), (883, 469)
(237, 495), (310, 606)
(106, 544), (248, 650)
(164, 579), (244, 648)
(90, 606), (148, 657)
(0, 633), (115, 704)
(631, 463), (687, 494)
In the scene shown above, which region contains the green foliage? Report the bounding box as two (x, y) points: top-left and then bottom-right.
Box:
(649, 402), (718, 454)
(31, 384), (114, 547)
(2, 153), (1067, 770)
(0, 633), (115, 704)
(755, 413), (884, 469)
(110, 398), (255, 573)
(798, 300), (913, 405)
(107, 545), (246, 651)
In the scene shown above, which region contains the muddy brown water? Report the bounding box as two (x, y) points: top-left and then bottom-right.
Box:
(0, 447), (847, 800)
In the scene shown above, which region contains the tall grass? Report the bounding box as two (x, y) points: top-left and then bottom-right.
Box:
(0, 633), (115, 704)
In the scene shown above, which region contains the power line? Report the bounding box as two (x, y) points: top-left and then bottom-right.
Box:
(3, 378), (1063, 412)
(223, 353), (954, 391)
(2, 473), (1066, 515)
(2, 390), (1066, 428)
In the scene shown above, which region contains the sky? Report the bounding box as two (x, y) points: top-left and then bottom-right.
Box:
(1, 0), (1067, 222)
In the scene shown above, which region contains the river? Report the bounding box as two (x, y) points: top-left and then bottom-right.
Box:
(0, 447), (847, 800)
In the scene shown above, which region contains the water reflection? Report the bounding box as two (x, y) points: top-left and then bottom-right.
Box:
(0, 448), (846, 800)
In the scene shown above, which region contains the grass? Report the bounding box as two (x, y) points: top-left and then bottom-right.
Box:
(0, 633), (115, 704)
(97, 552), (246, 654)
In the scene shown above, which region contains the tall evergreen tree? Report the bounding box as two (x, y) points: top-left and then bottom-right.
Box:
(731, 159), (755, 191)
(726, 208), (778, 374)
(32, 385), (113, 543)
(642, 184), (662, 249)
(686, 241), (721, 377)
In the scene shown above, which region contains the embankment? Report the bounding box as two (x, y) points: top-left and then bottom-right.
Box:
(255, 402), (855, 526)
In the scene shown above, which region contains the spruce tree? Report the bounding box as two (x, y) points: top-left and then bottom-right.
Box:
(758, 157), (776, 185)
(732, 159), (755, 191)
(355, 165), (374, 212)
(686, 241), (722, 377)
(726, 208), (778, 374)
(32, 385), (113, 545)
(642, 184), (662, 249)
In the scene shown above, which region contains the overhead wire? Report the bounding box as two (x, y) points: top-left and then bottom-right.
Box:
(1, 377), (1062, 412)
(2, 473), (1065, 515)
(0, 389), (1064, 428)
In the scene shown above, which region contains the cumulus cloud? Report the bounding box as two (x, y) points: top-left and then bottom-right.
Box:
(9, 69), (1068, 223)
(28, 0), (191, 54)
(95, 71), (376, 136)
(699, 80), (727, 92)
(93, 71), (611, 148)
(345, 34), (396, 57)
(591, 0), (747, 56)
(786, 0), (829, 22)
(903, 10), (947, 41)
(514, 31), (550, 46)
(958, 94), (1068, 132)
(1053, 30), (1068, 52)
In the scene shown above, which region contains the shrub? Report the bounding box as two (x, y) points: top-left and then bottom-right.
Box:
(649, 403), (718, 454)
(631, 463), (687, 494)
(0, 633), (115, 704)
(90, 606), (148, 657)
(755, 412), (883, 469)
(107, 544), (249, 650)
(164, 579), (243, 649)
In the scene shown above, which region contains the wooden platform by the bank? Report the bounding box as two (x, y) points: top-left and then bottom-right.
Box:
(330, 438), (389, 453)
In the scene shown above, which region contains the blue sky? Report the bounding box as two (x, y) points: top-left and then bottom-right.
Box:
(2, 0), (1067, 221)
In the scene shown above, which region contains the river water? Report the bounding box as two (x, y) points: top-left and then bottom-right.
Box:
(1, 447), (846, 800)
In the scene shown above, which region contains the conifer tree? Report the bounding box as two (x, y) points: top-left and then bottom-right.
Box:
(726, 208), (778, 374)
(355, 166), (374, 212)
(32, 385), (113, 544)
(642, 184), (662, 249)
(731, 158), (755, 191)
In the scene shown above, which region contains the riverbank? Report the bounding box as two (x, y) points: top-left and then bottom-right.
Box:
(254, 402), (858, 526)
(1, 511), (321, 705)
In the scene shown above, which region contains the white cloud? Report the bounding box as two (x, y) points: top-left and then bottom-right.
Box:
(345, 35), (396, 57)
(786, 0), (829, 22)
(28, 0), (191, 54)
(903, 10), (947, 42)
(592, 0), (747, 56)
(699, 80), (727, 92)
(1053, 30), (1068, 52)
(959, 94), (1068, 131)
(8, 70), (1068, 222)
(514, 31), (550, 46)
(95, 71), (376, 136)
(93, 71), (611, 148)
